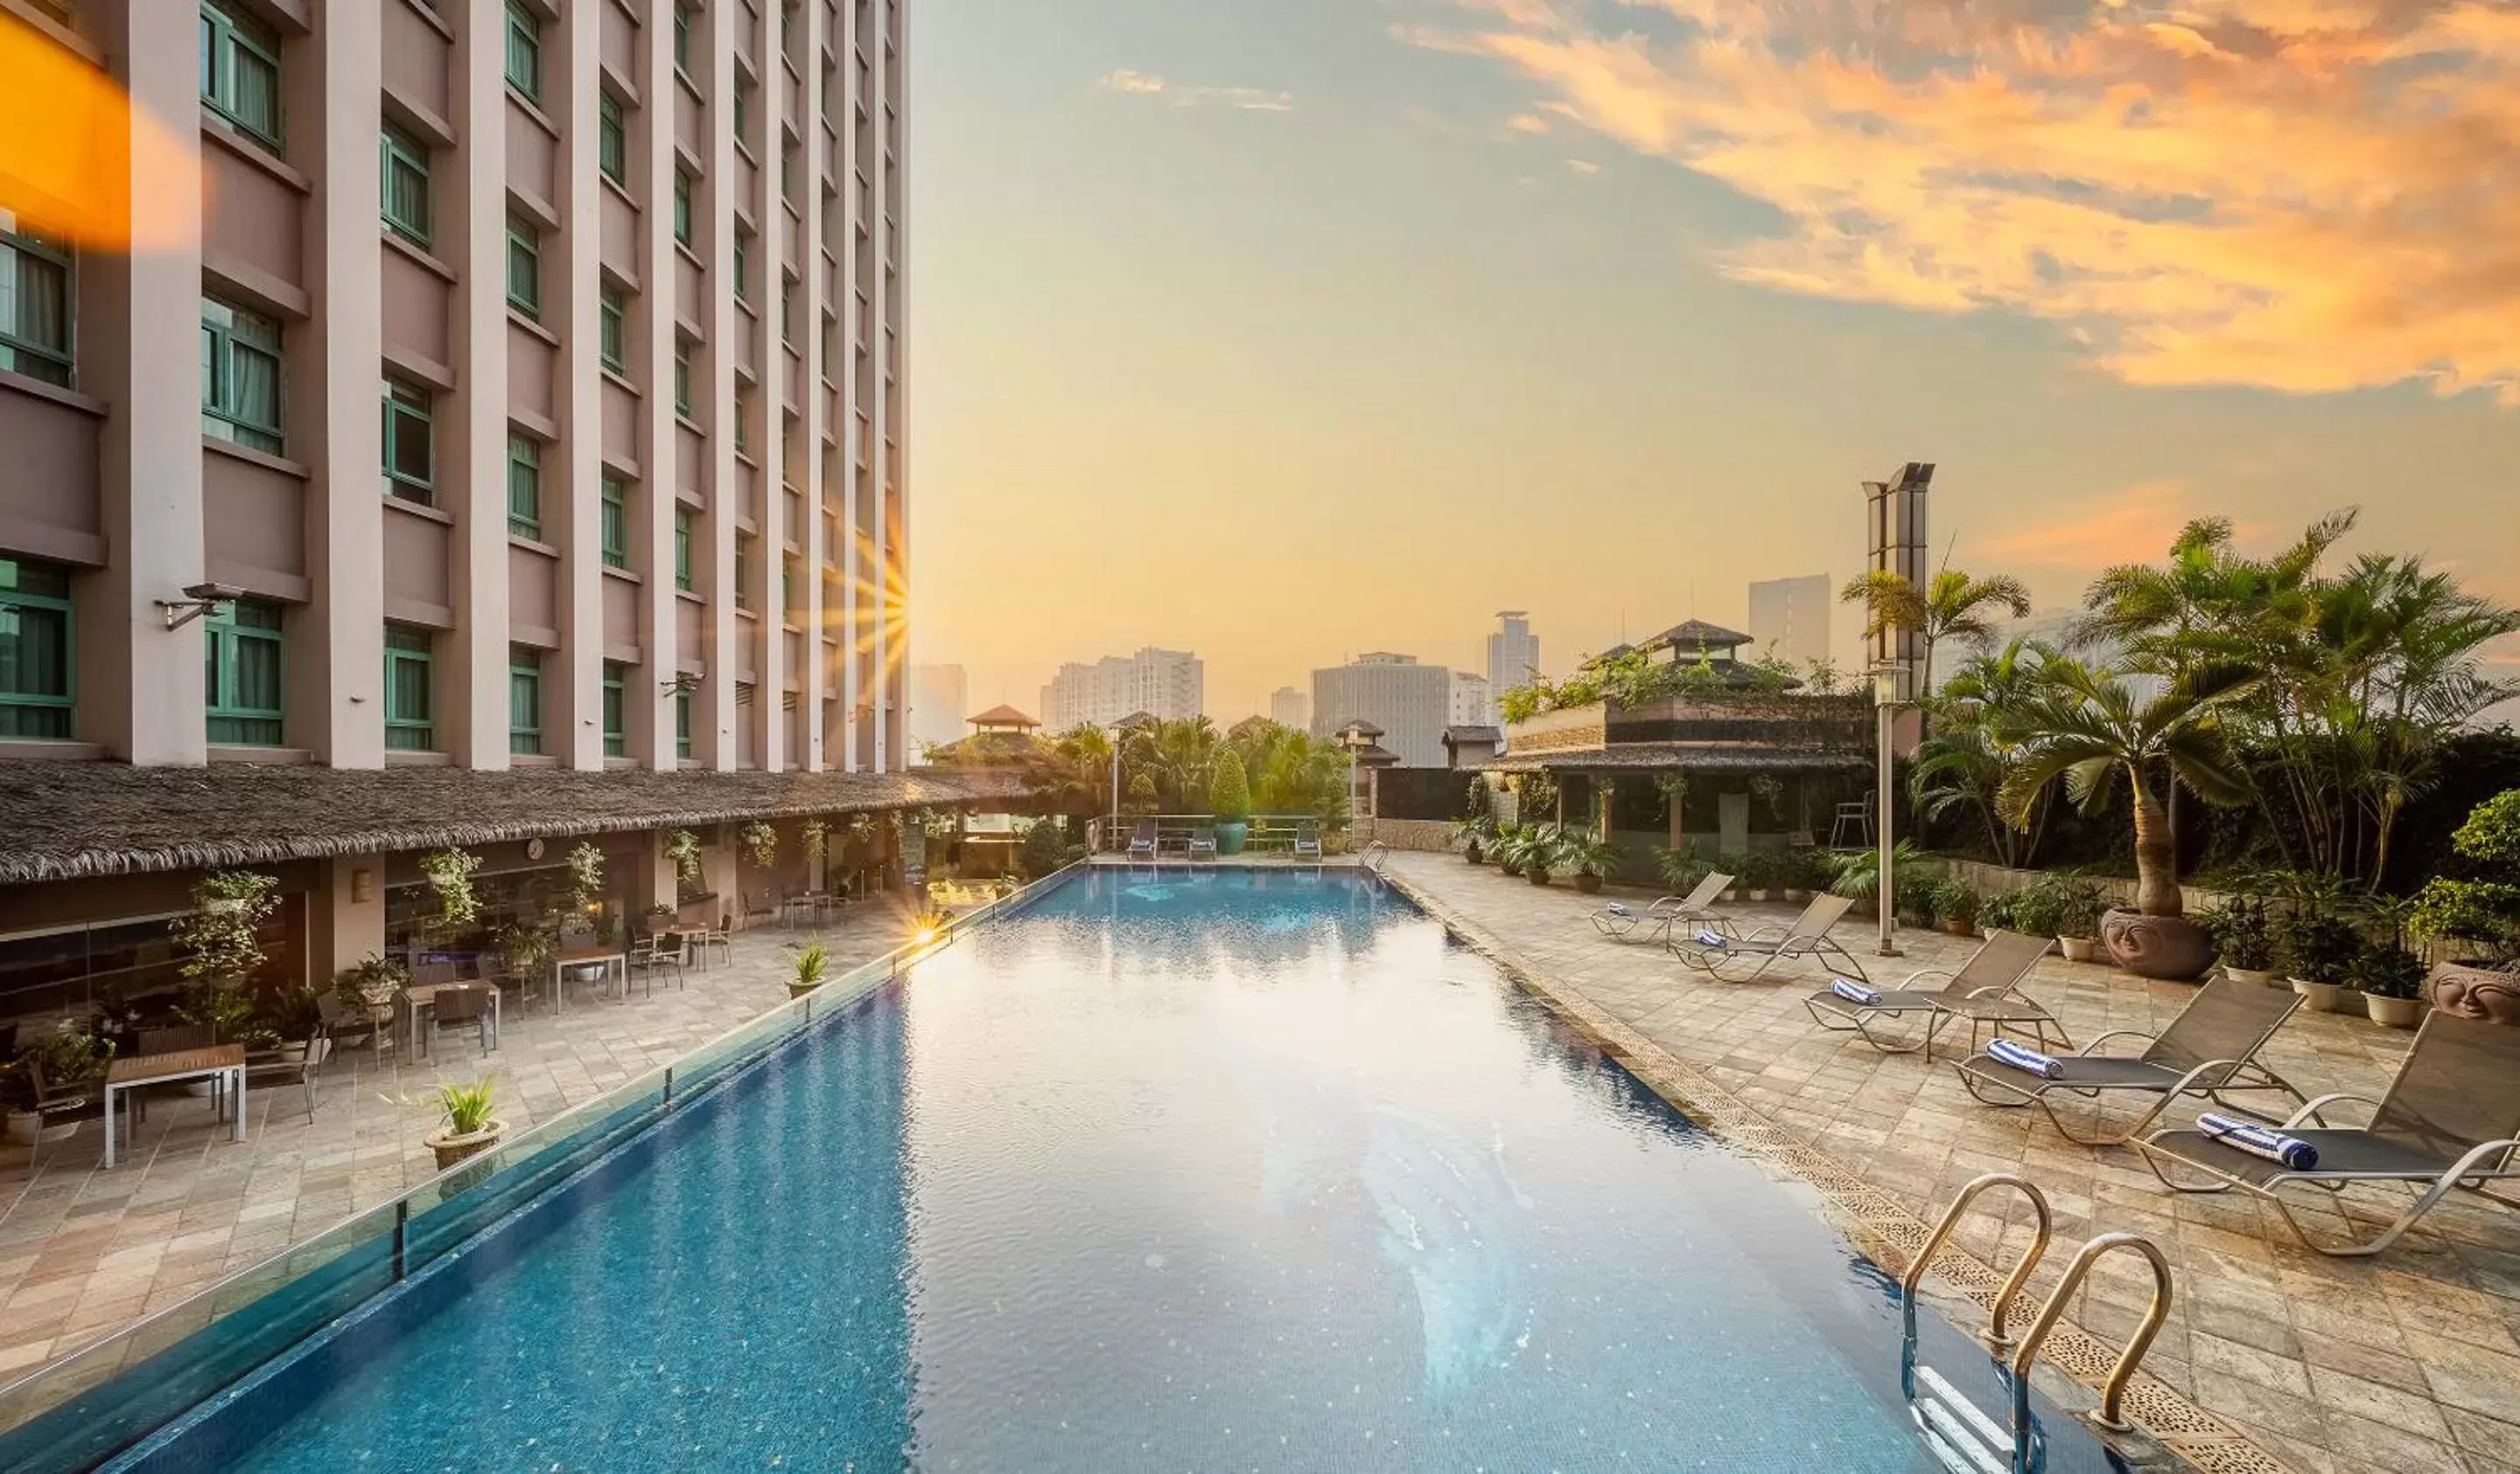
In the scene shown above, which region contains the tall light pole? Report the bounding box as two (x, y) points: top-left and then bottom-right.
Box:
(1872, 660), (1901, 958)
(1864, 462), (1932, 960)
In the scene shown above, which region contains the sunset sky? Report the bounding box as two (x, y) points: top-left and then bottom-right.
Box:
(906, 0), (2520, 723)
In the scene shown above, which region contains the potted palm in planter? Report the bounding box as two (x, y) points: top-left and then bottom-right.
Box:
(1500, 826), (1562, 886)
(2199, 895), (2279, 986)
(424, 1077), (505, 1172)
(1493, 822), (1530, 877)
(1556, 831), (1620, 895)
(789, 940), (829, 1000)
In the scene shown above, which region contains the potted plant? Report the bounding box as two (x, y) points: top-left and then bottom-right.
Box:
(423, 1077), (505, 1172)
(2199, 895), (2279, 986)
(1895, 874), (1942, 931)
(1781, 851), (1822, 903)
(1208, 751), (1252, 856)
(1824, 839), (1926, 914)
(418, 849), (483, 930)
(2412, 788), (2520, 1014)
(172, 870), (279, 995)
(257, 984), (326, 1062)
(2350, 944), (2429, 1028)
(1980, 888), (2020, 934)
(5, 1024), (112, 1144)
(1737, 849), (1778, 903)
(1556, 830), (1620, 894)
(1498, 826), (1561, 886)
(490, 922), (556, 980)
(740, 820), (779, 870)
(2013, 874), (2108, 962)
(788, 939), (830, 1000)
(2276, 906), (2364, 1013)
(1451, 811), (1499, 865)
(666, 830), (705, 888)
(339, 952), (409, 1013)
(566, 842), (606, 914)
(1656, 846), (1710, 900)
(1493, 822), (1530, 877)
(1939, 880), (1982, 938)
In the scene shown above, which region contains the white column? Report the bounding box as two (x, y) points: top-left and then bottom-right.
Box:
(798, 0), (829, 770)
(556, 0), (606, 769)
(757, 5), (789, 774)
(635, 0), (680, 768)
(448, 0), (514, 769)
(702, 0), (740, 771)
(837, 0), (865, 773)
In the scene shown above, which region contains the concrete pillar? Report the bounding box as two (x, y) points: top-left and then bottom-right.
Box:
(634, 0), (679, 769)
(310, 856), (386, 984)
(448, 0), (513, 769)
(798, 0), (829, 772)
(701, 0), (740, 772)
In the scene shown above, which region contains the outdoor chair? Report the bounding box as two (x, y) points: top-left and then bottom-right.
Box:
(24, 1056), (94, 1135)
(1292, 824), (1323, 861)
(1803, 930), (2066, 1058)
(316, 992), (388, 1069)
(695, 917), (732, 968)
(1590, 873), (1732, 944)
(1187, 825), (1218, 861)
(626, 933), (683, 996)
(2134, 1009), (2520, 1256)
(425, 985), (498, 1057)
(1125, 819), (1158, 861)
(1953, 975), (2306, 1145)
(742, 889), (777, 928)
(1829, 793), (1875, 849)
(1668, 893), (1870, 985)
(245, 1033), (321, 1123)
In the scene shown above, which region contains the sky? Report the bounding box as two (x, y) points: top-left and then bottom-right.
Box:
(906, 0), (2520, 724)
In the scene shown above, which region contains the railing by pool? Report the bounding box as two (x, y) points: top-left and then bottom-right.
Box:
(1087, 813), (1345, 855)
(0, 860), (1088, 1474)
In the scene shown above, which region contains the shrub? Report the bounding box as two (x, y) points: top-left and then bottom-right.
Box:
(1556, 829), (1622, 880)
(1208, 751), (1251, 822)
(2198, 895), (2277, 971)
(1018, 817), (1082, 880)
(2275, 909), (2364, 985)
(1980, 888), (2019, 931)
(2348, 944), (2428, 1000)
(2412, 789), (2520, 964)
(1939, 880), (1982, 929)
(1656, 846), (1711, 895)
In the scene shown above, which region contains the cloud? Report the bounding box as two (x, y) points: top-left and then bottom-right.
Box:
(1405, 0), (2520, 404)
(1099, 69), (1295, 112)
(1504, 112), (1553, 133)
(1565, 158), (1601, 175)
(1980, 481), (2197, 566)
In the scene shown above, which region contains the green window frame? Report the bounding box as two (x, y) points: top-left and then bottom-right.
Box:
(601, 661), (627, 757)
(733, 532), (754, 613)
(675, 686), (692, 759)
(732, 83), (751, 144)
(673, 507), (694, 591)
(509, 646), (542, 755)
(383, 623), (435, 752)
(598, 90), (627, 185)
(673, 170), (694, 246)
(204, 598), (284, 746)
(380, 124), (430, 246)
(673, 337), (693, 418)
(381, 376), (433, 502)
(0, 222), (73, 388)
(504, 0), (542, 103)
(600, 474), (628, 569)
(598, 281), (626, 372)
(672, 2), (691, 74)
(200, 1), (283, 151)
(0, 556), (74, 740)
(506, 431), (542, 538)
(200, 297), (283, 454)
(732, 228), (752, 305)
(505, 214), (541, 319)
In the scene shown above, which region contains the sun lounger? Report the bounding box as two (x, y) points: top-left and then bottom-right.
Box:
(1668, 893), (1869, 984)
(1126, 819), (1158, 861)
(1590, 874), (1732, 944)
(1803, 930), (2064, 1058)
(1187, 825), (1218, 861)
(1955, 975), (2305, 1145)
(1292, 824), (1322, 861)
(2134, 1008), (2520, 1255)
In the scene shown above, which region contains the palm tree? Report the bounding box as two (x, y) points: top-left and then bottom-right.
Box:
(1839, 567), (2032, 697)
(1910, 639), (2055, 867)
(1990, 659), (2258, 917)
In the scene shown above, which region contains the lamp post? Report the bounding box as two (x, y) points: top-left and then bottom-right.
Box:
(1872, 659), (1902, 959)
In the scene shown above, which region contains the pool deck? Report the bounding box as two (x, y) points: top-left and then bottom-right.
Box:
(0, 895), (924, 1382)
(1381, 852), (2520, 1474)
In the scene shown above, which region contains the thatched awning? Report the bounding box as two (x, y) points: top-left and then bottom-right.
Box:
(0, 763), (1033, 883)
(1474, 744), (1870, 776)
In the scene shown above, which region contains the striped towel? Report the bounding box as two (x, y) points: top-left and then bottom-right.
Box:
(1830, 977), (1881, 1006)
(2196, 1112), (2319, 1171)
(1986, 1038), (2063, 1080)
(1604, 902), (1630, 916)
(1694, 929), (1728, 950)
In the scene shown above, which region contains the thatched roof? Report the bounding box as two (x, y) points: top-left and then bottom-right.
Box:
(0, 764), (1032, 883)
(1647, 620), (1754, 652)
(968, 704), (1040, 729)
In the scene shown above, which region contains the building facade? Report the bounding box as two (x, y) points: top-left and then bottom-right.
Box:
(1311, 653), (1446, 768)
(1486, 610), (1540, 699)
(906, 662), (966, 753)
(1268, 685), (1307, 730)
(0, 0), (941, 1011)
(1447, 670), (1492, 728)
(1039, 647), (1201, 732)
(1747, 574), (1831, 664)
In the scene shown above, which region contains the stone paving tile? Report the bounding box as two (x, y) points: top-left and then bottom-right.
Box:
(0, 898), (920, 1373)
(1382, 852), (2520, 1474)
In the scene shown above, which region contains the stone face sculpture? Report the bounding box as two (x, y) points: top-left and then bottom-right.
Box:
(2100, 909), (2214, 981)
(2430, 964), (2520, 1026)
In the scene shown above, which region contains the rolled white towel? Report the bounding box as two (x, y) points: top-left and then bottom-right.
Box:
(1604, 902), (1630, 916)
(1986, 1038), (2063, 1080)
(2196, 1112), (2319, 1171)
(1694, 929), (1728, 950)
(1830, 977), (1881, 1006)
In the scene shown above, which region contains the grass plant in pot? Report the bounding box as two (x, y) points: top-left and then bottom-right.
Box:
(423, 1077), (505, 1173)
(789, 940), (829, 1000)
(2276, 903), (2364, 1014)
(2015, 874), (2109, 962)
(2199, 895), (2279, 986)
(1824, 839), (1926, 917)
(1504, 826), (1564, 887)
(1556, 830), (1620, 895)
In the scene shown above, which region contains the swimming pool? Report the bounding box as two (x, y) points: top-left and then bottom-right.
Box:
(104, 867), (2130, 1471)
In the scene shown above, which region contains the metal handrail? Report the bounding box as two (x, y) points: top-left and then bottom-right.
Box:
(2008, 1232), (2174, 1441)
(1902, 1172), (2054, 1351)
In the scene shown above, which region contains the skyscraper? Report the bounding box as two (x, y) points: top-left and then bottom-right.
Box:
(1747, 576), (1833, 663)
(1040, 648), (1204, 731)
(1487, 611), (1541, 698)
(1449, 670), (1494, 728)
(1312, 654), (1449, 767)
(1269, 686), (1309, 729)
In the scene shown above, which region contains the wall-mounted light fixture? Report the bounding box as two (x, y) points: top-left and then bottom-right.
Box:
(156, 581), (246, 631)
(351, 867), (374, 903)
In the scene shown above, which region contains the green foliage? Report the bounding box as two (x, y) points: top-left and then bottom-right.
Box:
(1938, 879), (1982, 928)
(436, 1077), (498, 1136)
(1748, 773), (1785, 819)
(2276, 909), (2365, 984)
(15, 1021), (111, 1088)
(2451, 790), (2520, 867)
(1018, 817), (1082, 880)
(1732, 847), (1782, 889)
(178, 981), (270, 1049)
(2197, 895), (2278, 970)
(2412, 790), (2520, 961)
(339, 953), (409, 1010)
(1208, 750), (1251, 821)
(259, 983), (324, 1042)
(1656, 846), (1712, 895)
(740, 820), (778, 868)
(491, 922), (555, 974)
(666, 830), (704, 885)
(793, 940), (829, 987)
(1824, 840), (1928, 902)
(2011, 873), (2110, 938)
(172, 870), (280, 988)
(1980, 888), (2020, 932)
(1125, 772), (1158, 813)
(1494, 824), (1563, 875)
(1450, 811), (1500, 853)
(1555, 828), (1622, 879)
(566, 842), (606, 912)
(2348, 944), (2428, 1000)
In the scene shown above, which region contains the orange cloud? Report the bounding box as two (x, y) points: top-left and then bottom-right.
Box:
(1981, 481), (2198, 566)
(1407, 0), (2520, 404)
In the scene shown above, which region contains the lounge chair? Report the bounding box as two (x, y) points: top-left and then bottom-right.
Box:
(2134, 1009), (2520, 1256)
(1954, 975), (2305, 1145)
(1186, 825), (1218, 861)
(245, 1034), (322, 1122)
(1668, 893), (1870, 984)
(1803, 930), (2065, 1058)
(1292, 823), (1322, 861)
(1126, 819), (1158, 861)
(1590, 873), (1733, 944)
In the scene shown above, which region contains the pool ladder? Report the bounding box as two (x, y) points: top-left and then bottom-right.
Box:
(1900, 1173), (2174, 1474)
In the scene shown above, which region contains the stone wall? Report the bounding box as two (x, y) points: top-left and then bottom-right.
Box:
(1364, 818), (1452, 853)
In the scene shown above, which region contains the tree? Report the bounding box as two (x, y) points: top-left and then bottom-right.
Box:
(1991, 658), (2258, 917)
(1910, 638), (2056, 867)
(1839, 566), (2032, 697)
(1209, 750), (1250, 821)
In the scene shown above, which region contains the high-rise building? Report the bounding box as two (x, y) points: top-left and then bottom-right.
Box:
(1449, 670), (1493, 728)
(1487, 611), (1541, 698)
(1312, 654), (1448, 767)
(1040, 648), (1204, 731)
(1747, 575), (1832, 664)
(0, 0), (934, 1000)
(907, 664), (969, 755)
(1269, 686), (1309, 730)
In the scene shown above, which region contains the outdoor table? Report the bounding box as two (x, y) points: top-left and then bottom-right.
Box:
(550, 944), (626, 1014)
(780, 894), (834, 927)
(398, 981), (504, 1062)
(102, 1044), (245, 1169)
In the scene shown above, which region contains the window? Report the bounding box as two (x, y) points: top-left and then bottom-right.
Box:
(672, 2), (692, 74)
(382, 623), (434, 752)
(0, 220), (72, 387)
(201, 297), (283, 454)
(733, 532), (754, 613)
(507, 431), (542, 537)
(204, 599), (283, 746)
(732, 83), (751, 144)
(781, 555), (799, 616)
(781, 279), (796, 347)
(598, 282), (627, 372)
(200, 1), (282, 150)
(675, 686), (692, 759)
(505, 214), (541, 319)
(674, 507), (694, 591)
(381, 377), (433, 502)
(673, 337), (692, 417)
(732, 228), (752, 305)
(601, 662), (626, 757)
(600, 474), (628, 568)
(598, 91), (627, 184)
(504, 0), (542, 103)
(673, 171), (694, 246)
(0, 556), (73, 740)
(509, 647), (542, 755)
(380, 125), (430, 246)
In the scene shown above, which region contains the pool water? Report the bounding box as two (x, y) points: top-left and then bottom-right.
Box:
(143, 868), (2126, 1472)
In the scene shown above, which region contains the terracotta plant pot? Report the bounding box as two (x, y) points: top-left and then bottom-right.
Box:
(2058, 937), (2099, 963)
(2291, 979), (2348, 1014)
(2101, 909), (2215, 981)
(1942, 921), (1975, 937)
(425, 1118), (508, 1173)
(2225, 966), (2279, 989)
(1574, 874), (1603, 895)
(1526, 868), (1552, 887)
(788, 981), (822, 1000)
(2364, 993), (2426, 1028)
